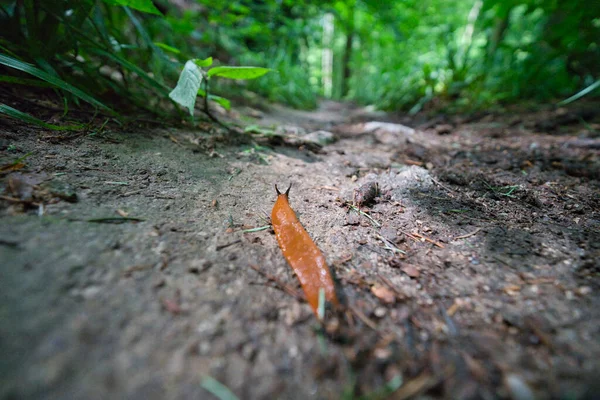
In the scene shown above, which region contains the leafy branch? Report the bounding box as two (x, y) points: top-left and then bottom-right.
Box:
(168, 57), (270, 126)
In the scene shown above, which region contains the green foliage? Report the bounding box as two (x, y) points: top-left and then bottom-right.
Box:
(0, 0), (597, 126)
(168, 60), (271, 116)
(207, 66), (271, 80)
(240, 49), (318, 109)
(0, 104), (82, 130)
(168, 60), (204, 116)
(0, 0), (178, 124)
(0, 53), (111, 111)
(101, 0), (162, 16)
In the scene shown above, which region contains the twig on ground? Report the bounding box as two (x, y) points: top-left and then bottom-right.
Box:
(431, 177), (455, 193)
(316, 186), (340, 191)
(404, 231), (445, 248)
(453, 227), (481, 240)
(249, 264), (304, 300)
(378, 274), (405, 299)
(348, 304), (379, 331)
(348, 204), (381, 227)
(87, 217), (145, 223)
(0, 195), (40, 206)
(376, 234), (407, 254)
(216, 239), (242, 251)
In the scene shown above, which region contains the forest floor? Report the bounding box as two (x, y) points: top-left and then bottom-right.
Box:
(1, 98), (599, 400)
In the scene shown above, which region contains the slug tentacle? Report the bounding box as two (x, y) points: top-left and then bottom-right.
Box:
(275, 183), (292, 197)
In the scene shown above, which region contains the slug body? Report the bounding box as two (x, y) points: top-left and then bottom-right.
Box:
(271, 185), (339, 316)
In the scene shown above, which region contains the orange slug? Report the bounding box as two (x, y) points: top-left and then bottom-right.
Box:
(271, 184), (339, 317)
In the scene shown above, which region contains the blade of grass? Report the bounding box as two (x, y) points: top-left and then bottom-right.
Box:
(0, 103), (83, 131)
(87, 47), (171, 97)
(0, 53), (112, 112)
(348, 204), (381, 227)
(0, 75), (54, 87)
(558, 80), (600, 106)
(200, 376), (239, 400)
(241, 225), (270, 233)
(45, 13), (169, 97)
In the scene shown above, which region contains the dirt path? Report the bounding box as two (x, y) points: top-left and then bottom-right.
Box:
(1, 101), (599, 399)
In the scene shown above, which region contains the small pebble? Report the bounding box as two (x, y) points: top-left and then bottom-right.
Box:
(374, 307), (387, 318)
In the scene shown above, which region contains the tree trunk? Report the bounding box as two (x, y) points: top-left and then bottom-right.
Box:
(340, 2), (355, 98)
(486, 5), (512, 64)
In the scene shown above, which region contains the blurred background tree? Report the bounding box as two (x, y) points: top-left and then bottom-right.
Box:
(1, 0), (598, 117)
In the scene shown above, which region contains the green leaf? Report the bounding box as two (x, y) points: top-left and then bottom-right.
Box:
(0, 104), (82, 131)
(197, 88), (231, 110)
(101, 0), (163, 15)
(169, 60), (203, 116)
(207, 66), (271, 80)
(200, 376), (239, 400)
(153, 42), (181, 54)
(209, 94), (231, 110)
(243, 125), (275, 135)
(0, 75), (53, 87)
(194, 57), (213, 68)
(0, 53), (112, 111)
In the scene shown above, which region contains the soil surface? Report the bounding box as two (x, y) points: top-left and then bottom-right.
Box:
(1, 100), (599, 400)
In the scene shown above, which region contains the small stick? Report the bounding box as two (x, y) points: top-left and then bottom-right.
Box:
(216, 239), (242, 251)
(249, 264), (304, 300)
(453, 228), (481, 240)
(409, 231), (445, 248)
(431, 177), (455, 193)
(404, 159), (423, 166)
(378, 274), (405, 298)
(348, 304), (378, 331)
(87, 217), (145, 223)
(0, 195), (40, 206)
(316, 185), (340, 191)
(375, 234), (407, 254)
(404, 232), (421, 242)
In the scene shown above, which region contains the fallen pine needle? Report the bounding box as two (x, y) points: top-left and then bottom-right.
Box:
(379, 274), (405, 298)
(249, 264), (304, 300)
(392, 370), (439, 400)
(216, 239), (242, 251)
(404, 159), (423, 166)
(408, 231), (445, 248)
(348, 304), (378, 331)
(87, 217), (144, 223)
(431, 177), (455, 193)
(405, 232), (421, 242)
(446, 302), (460, 316)
(0, 195), (40, 206)
(453, 228), (481, 240)
(122, 263), (153, 277)
(316, 185), (340, 191)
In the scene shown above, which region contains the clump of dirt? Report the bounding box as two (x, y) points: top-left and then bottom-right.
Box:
(1, 100), (599, 399)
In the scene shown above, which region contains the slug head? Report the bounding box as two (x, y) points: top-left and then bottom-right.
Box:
(275, 183), (292, 198)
